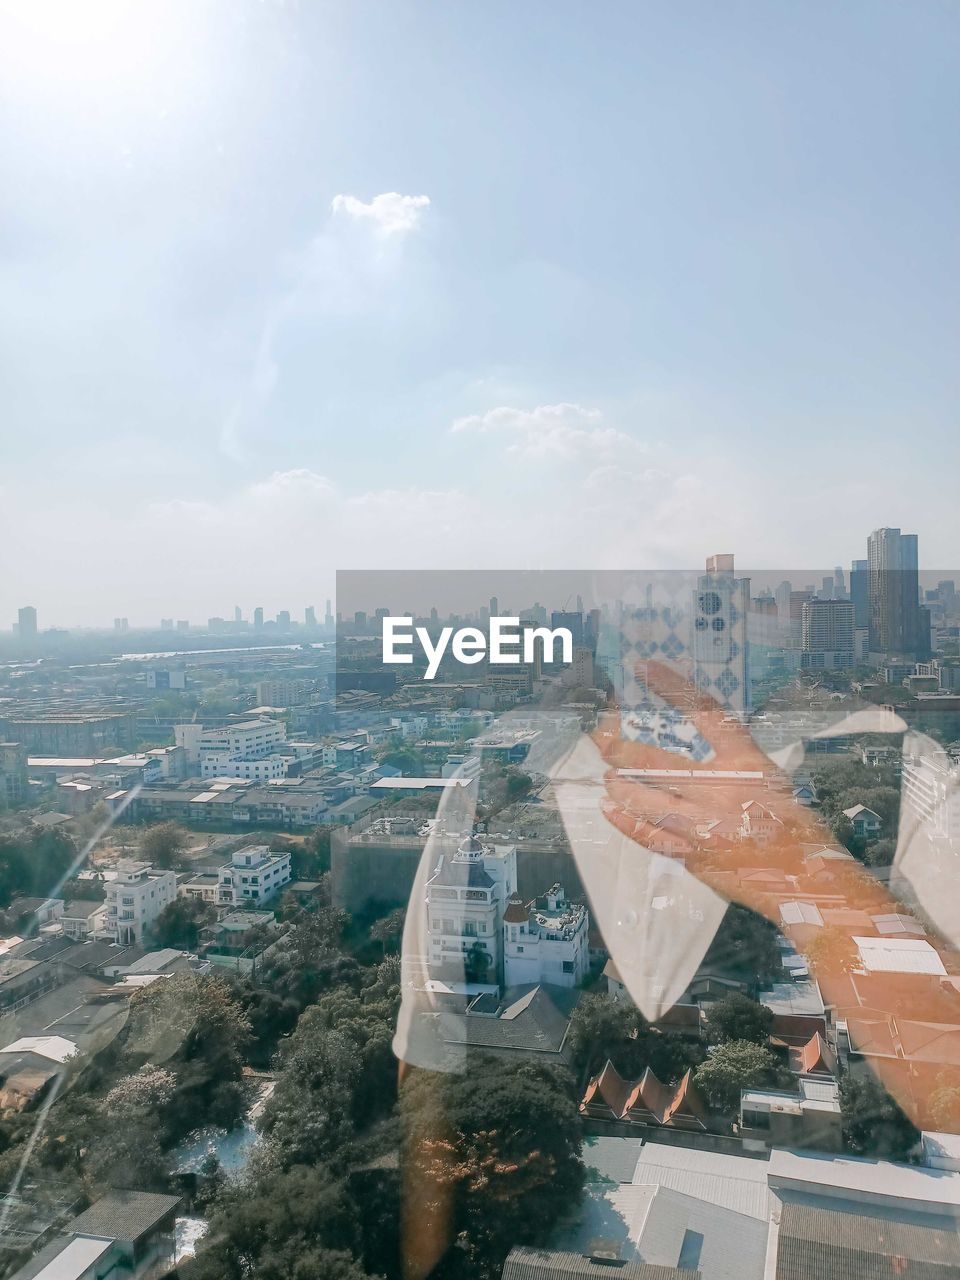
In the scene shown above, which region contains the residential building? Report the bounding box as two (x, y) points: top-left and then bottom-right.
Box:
(842, 803), (883, 840)
(503, 884), (589, 987)
(103, 861), (177, 945)
(739, 1076), (842, 1151)
(8, 1191), (181, 1280)
(59, 900), (107, 940)
(800, 598), (854, 667)
(902, 748), (960, 842)
(426, 834), (518, 986)
(216, 845), (292, 906)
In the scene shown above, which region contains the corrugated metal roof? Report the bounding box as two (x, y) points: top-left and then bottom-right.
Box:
(776, 1201), (960, 1280)
(632, 1144), (770, 1222)
(502, 1246), (696, 1280)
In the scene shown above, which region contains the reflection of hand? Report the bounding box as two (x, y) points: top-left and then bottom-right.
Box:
(593, 661), (960, 1133)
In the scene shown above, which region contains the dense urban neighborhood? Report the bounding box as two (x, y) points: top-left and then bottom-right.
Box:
(0, 546), (960, 1280)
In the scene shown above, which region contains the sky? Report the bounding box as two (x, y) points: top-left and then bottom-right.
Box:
(0, 0), (958, 628)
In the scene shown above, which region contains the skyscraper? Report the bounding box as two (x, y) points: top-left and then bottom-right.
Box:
(867, 528), (924, 655)
(850, 560), (869, 630)
(801, 599), (854, 665)
(305, 606), (317, 628)
(254, 607), (264, 629)
(693, 554), (750, 715)
(17, 606), (37, 640)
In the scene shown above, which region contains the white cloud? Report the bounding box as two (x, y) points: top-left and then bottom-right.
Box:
(450, 402), (647, 464)
(330, 192), (431, 237)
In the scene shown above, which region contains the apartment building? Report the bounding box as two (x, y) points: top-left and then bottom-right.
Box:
(197, 717), (287, 779)
(216, 845), (292, 906)
(503, 883), (589, 988)
(104, 861), (177, 944)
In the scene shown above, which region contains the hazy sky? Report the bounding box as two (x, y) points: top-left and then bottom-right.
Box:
(1, 0), (958, 627)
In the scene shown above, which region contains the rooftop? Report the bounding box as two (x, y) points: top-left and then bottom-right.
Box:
(67, 1191), (180, 1243)
(502, 1247), (694, 1280)
(854, 936), (947, 976)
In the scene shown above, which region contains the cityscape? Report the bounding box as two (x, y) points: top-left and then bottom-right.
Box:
(2, 0), (958, 1277)
(0, 530), (959, 1280)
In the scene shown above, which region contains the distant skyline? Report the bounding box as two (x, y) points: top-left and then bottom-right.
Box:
(1, 1), (958, 625)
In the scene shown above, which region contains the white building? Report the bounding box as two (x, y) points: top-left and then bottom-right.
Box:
(216, 845), (292, 907)
(503, 883), (589, 987)
(425, 834), (517, 986)
(197, 717), (289, 780)
(103, 860), (177, 944)
(903, 748), (960, 842)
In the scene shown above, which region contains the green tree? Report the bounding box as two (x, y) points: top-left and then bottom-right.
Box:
(566, 992), (648, 1078)
(370, 906), (406, 955)
(139, 821), (188, 869)
(703, 904), (782, 983)
(694, 1040), (778, 1114)
(804, 927), (861, 977)
(191, 1164), (368, 1280)
(402, 1058), (583, 1280)
(122, 972), (252, 1138)
(704, 993), (773, 1046)
(840, 1075), (918, 1159)
(148, 895), (216, 950)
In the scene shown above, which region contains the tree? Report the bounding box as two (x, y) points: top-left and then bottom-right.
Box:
(804, 927), (861, 977)
(402, 1057), (583, 1279)
(463, 941), (492, 984)
(259, 959), (401, 1168)
(840, 1075), (918, 1160)
(370, 907), (406, 955)
(694, 1040), (778, 1114)
(148, 895), (216, 950)
(567, 992), (647, 1077)
(139, 821), (188, 869)
(704, 993), (773, 1046)
(703, 904), (782, 984)
(0, 826), (77, 908)
(190, 1163), (368, 1280)
(121, 972), (252, 1138)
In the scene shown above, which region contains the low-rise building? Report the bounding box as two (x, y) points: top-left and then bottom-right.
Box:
(843, 803), (883, 840)
(216, 845), (292, 906)
(103, 862), (177, 945)
(503, 884), (589, 988)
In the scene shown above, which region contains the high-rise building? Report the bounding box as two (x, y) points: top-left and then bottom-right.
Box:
(693, 554), (750, 715)
(867, 528), (924, 655)
(834, 565), (847, 598)
(305, 606), (317, 628)
(850, 560), (869, 630)
(801, 599), (854, 666)
(234, 605), (242, 623)
(254, 607), (264, 629)
(277, 610), (291, 629)
(114, 617), (129, 632)
(324, 599), (334, 627)
(17, 606), (37, 640)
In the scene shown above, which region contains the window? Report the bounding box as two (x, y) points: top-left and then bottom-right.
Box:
(562, 960), (574, 974)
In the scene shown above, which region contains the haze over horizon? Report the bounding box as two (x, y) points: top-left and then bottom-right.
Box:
(2, 1), (958, 626)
